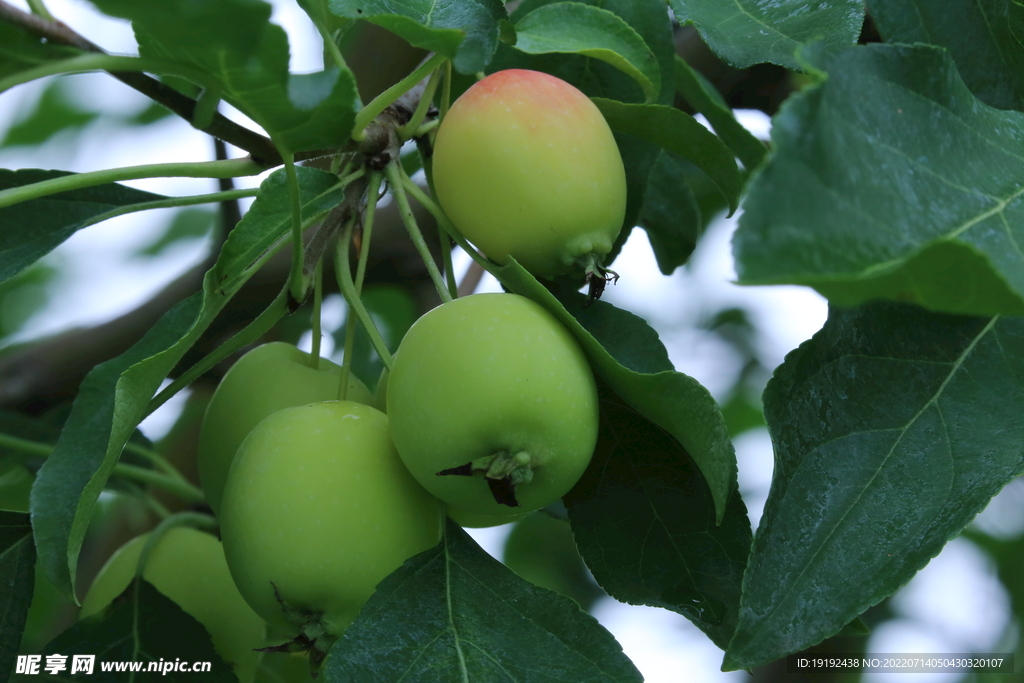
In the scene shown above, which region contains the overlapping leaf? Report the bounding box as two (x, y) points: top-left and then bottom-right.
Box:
(565, 384), (751, 649)
(326, 0), (509, 74)
(593, 98), (742, 214)
(31, 168), (345, 601)
(90, 0), (359, 152)
(514, 2), (661, 103)
(324, 521), (642, 682)
(638, 151), (727, 274)
(724, 303), (1024, 669)
(674, 56), (766, 170)
(0, 170), (165, 286)
(10, 579), (234, 681)
(734, 43), (1024, 317)
(0, 512), (34, 681)
(868, 0), (1024, 111)
(669, 0), (864, 70)
(493, 262), (736, 523)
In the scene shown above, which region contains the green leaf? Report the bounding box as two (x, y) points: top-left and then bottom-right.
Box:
(565, 383), (751, 649)
(674, 56), (766, 170)
(514, 2), (661, 103)
(724, 302), (1024, 669)
(669, 0), (864, 70)
(12, 579), (235, 681)
(0, 22), (81, 80)
(593, 98), (742, 214)
(323, 520), (642, 682)
(0, 170), (165, 286)
(31, 168), (345, 601)
(637, 151), (703, 274)
(494, 262), (736, 523)
(734, 43), (1024, 317)
(0, 511), (34, 680)
(868, 0), (1024, 111)
(90, 0), (360, 152)
(0, 82), (98, 148)
(326, 0), (509, 74)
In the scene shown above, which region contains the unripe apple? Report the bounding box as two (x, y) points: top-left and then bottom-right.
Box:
(198, 342), (373, 516)
(432, 69), (627, 279)
(220, 401), (444, 642)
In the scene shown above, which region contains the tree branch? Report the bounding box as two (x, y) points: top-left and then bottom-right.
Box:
(0, 0), (282, 165)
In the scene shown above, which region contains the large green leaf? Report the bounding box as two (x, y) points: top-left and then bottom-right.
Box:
(326, 0), (509, 74)
(90, 0), (360, 152)
(31, 168), (345, 601)
(565, 383), (751, 649)
(0, 512), (34, 681)
(868, 0), (1024, 111)
(669, 0), (864, 70)
(514, 2), (661, 103)
(491, 262), (736, 523)
(734, 43), (1024, 317)
(724, 302), (1024, 669)
(10, 579), (234, 681)
(323, 520), (642, 682)
(0, 22), (81, 80)
(593, 98), (742, 214)
(0, 170), (165, 286)
(637, 151), (703, 274)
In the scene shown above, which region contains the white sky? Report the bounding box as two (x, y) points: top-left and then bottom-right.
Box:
(0, 0), (1015, 678)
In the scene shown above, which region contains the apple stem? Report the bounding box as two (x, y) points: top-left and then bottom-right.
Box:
(387, 162), (454, 303)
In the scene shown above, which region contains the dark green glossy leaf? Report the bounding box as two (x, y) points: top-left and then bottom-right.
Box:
(669, 0), (863, 70)
(494, 262), (736, 523)
(734, 43), (1024, 317)
(868, 0), (1024, 111)
(514, 2), (661, 103)
(0, 511), (33, 681)
(0, 82), (97, 148)
(31, 168), (345, 601)
(0, 22), (81, 79)
(91, 0), (360, 152)
(566, 383), (750, 649)
(593, 98), (742, 214)
(11, 579), (234, 681)
(0, 262), (57, 341)
(0, 170), (165, 286)
(323, 520), (642, 682)
(637, 151), (701, 274)
(326, 0), (509, 74)
(674, 55), (766, 170)
(724, 303), (1024, 669)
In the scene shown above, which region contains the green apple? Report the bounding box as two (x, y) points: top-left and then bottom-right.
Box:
(198, 342), (373, 516)
(387, 293), (599, 518)
(219, 401), (443, 647)
(432, 69), (627, 279)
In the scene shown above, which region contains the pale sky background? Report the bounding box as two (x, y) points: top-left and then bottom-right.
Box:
(0, 0), (1016, 680)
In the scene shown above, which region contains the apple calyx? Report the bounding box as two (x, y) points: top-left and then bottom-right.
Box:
(436, 450), (535, 507)
(257, 583), (336, 678)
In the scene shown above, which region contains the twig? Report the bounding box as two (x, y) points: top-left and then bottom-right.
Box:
(0, 0), (281, 164)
